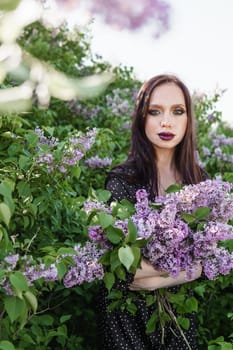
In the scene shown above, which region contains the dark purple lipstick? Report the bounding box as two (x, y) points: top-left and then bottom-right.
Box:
(158, 132), (175, 141)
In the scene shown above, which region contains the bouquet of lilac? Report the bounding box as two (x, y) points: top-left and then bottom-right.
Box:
(78, 179), (233, 288)
(134, 179), (233, 281)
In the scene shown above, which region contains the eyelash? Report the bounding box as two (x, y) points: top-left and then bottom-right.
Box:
(148, 109), (186, 116)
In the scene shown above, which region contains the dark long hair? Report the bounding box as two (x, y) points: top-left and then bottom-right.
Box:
(111, 74), (204, 196)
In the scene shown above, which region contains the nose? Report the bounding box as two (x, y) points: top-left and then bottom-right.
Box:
(160, 112), (172, 127)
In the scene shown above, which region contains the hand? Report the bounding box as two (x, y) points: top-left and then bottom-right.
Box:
(129, 263), (202, 291)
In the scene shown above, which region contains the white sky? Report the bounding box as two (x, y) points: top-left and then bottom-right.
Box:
(67, 0), (233, 126)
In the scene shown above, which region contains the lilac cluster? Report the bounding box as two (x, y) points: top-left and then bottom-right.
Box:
(23, 262), (58, 285)
(84, 199), (112, 214)
(35, 126), (58, 147)
(137, 181), (233, 280)
(165, 179), (233, 219)
(106, 89), (132, 116)
(87, 0), (170, 37)
(202, 131), (233, 165)
(0, 254), (58, 295)
(35, 127), (98, 173)
(63, 242), (105, 288)
(0, 243), (105, 294)
(69, 128), (98, 151)
(67, 100), (102, 120)
(84, 155), (112, 168)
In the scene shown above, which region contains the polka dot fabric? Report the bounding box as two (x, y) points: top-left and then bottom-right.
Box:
(96, 166), (200, 350)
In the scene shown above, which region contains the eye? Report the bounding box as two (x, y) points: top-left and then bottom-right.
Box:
(148, 109), (160, 116)
(173, 108), (186, 115)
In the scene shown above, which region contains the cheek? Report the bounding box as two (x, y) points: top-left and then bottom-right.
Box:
(145, 118), (159, 133)
(145, 119), (156, 139)
(179, 118), (188, 136)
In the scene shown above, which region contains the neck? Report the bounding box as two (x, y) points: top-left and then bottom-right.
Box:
(155, 149), (180, 195)
(155, 148), (175, 171)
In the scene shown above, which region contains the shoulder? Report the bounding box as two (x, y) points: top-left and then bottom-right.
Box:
(105, 162), (139, 203)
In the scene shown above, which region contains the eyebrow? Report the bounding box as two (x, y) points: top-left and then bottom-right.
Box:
(148, 104), (186, 108)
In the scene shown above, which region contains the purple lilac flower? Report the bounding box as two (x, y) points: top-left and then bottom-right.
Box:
(207, 113), (218, 122)
(63, 242), (106, 288)
(87, 0), (170, 37)
(88, 225), (109, 246)
(135, 189), (151, 217)
(35, 127), (58, 147)
(84, 199), (112, 214)
(114, 219), (129, 236)
(62, 149), (84, 165)
(166, 179), (232, 215)
(84, 156), (112, 168)
(69, 128), (98, 151)
(202, 248), (233, 280)
(23, 262), (58, 285)
(202, 146), (211, 157)
(4, 254), (19, 269)
(36, 153), (54, 165)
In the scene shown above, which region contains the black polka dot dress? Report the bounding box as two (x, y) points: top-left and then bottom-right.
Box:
(96, 166), (199, 350)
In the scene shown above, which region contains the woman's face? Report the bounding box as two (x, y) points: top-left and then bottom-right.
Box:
(145, 82), (188, 153)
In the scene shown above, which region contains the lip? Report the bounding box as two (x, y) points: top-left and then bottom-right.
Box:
(158, 132), (175, 141)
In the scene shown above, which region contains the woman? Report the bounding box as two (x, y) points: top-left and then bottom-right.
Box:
(97, 74), (206, 349)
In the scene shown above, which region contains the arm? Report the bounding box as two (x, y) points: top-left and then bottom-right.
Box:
(129, 263), (202, 291)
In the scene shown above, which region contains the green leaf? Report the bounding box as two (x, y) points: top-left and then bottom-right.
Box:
(96, 189), (111, 203)
(146, 310), (158, 333)
(126, 219), (137, 243)
(219, 343), (233, 350)
(36, 315), (54, 326)
(9, 271), (29, 292)
(19, 155), (30, 170)
(177, 316), (190, 330)
(165, 184), (183, 193)
(118, 245), (134, 270)
(126, 302), (137, 315)
(99, 250), (111, 265)
(70, 166), (81, 179)
(25, 132), (39, 147)
(98, 212), (114, 229)
(0, 202), (11, 226)
(130, 246), (141, 273)
(194, 206), (211, 220)
(115, 266), (126, 280)
(133, 238), (149, 248)
(0, 0), (20, 11)
(103, 272), (115, 291)
(16, 181), (31, 198)
(23, 291), (38, 313)
(0, 181), (13, 198)
(56, 261), (67, 280)
(57, 247), (77, 256)
(4, 295), (26, 323)
(181, 212), (196, 223)
(146, 294), (155, 307)
(110, 249), (121, 271)
(194, 284), (206, 298)
(0, 340), (16, 350)
(119, 199), (135, 215)
(185, 296), (198, 312)
(60, 315), (72, 323)
(167, 293), (185, 306)
(106, 226), (124, 244)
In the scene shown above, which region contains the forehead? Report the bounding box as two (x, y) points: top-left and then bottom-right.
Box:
(149, 82), (185, 105)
